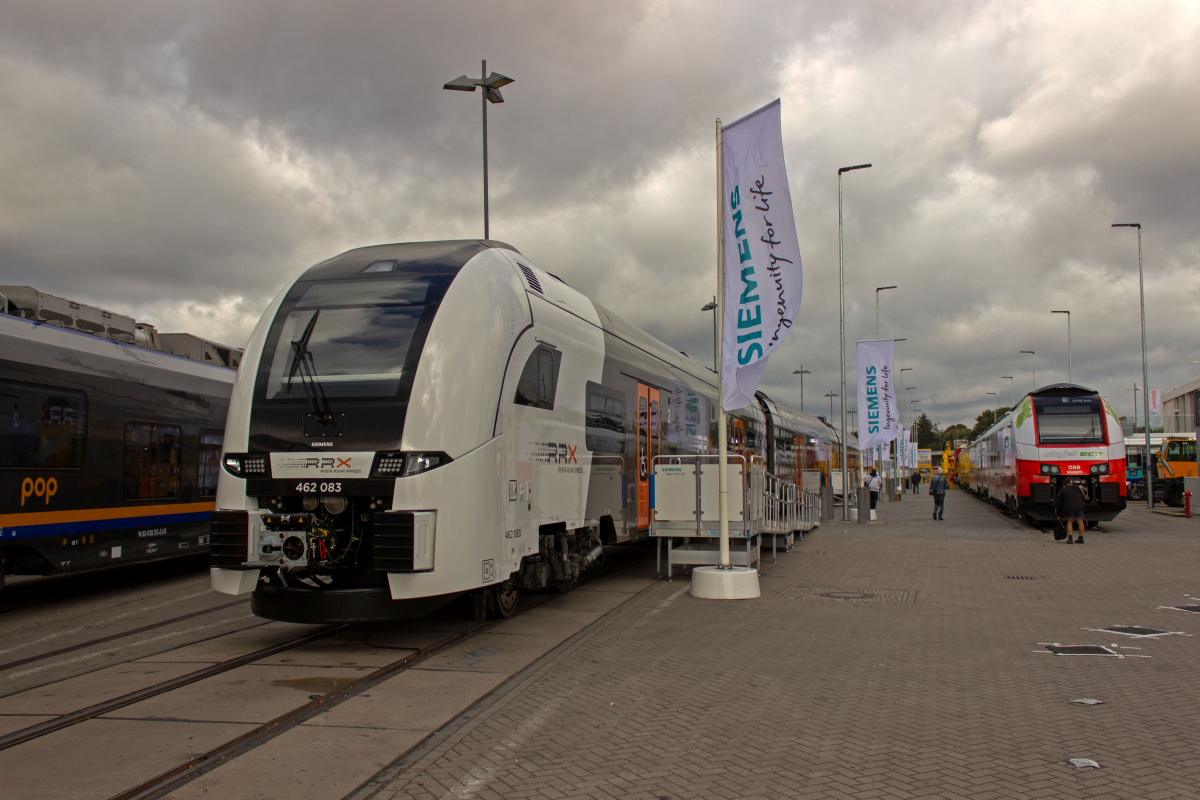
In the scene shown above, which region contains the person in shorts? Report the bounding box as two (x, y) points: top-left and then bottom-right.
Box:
(1055, 481), (1087, 544)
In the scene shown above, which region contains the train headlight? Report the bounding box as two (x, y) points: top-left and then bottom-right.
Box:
(404, 453), (448, 476)
(321, 496), (348, 515)
(1040, 464), (1060, 475)
(1090, 464), (1109, 475)
(371, 451), (451, 478)
(223, 453), (271, 478)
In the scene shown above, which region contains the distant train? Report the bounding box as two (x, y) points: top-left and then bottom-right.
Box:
(0, 286), (239, 585)
(957, 384), (1126, 524)
(209, 240), (849, 623)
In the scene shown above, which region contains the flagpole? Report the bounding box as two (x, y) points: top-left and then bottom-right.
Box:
(715, 117), (731, 570)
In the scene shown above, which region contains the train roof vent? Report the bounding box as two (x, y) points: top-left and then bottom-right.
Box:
(517, 262), (543, 294)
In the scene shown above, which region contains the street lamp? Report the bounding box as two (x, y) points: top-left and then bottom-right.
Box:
(904, 385), (918, 419)
(824, 391), (839, 425)
(1113, 222), (1153, 508)
(793, 367), (812, 411)
(1129, 384), (1140, 434)
(700, 297), (718, 372)
(838, 162), (871, 520)
(986, 391), (997, 407)
(443, 60), (514, 239)
(1001, 376), (1015, 408)
(1051, 310), (1072, 382)
(875, 285), (897, 339)
(1020, 350), (1037, 390)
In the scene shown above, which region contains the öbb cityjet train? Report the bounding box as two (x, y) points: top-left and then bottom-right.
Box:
(210, 241), (842, 622)
(957, 384), (1126, 524)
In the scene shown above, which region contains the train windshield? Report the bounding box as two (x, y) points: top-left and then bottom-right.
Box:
(1033, 396), (1105, 444)
(260, 276), (452, 400)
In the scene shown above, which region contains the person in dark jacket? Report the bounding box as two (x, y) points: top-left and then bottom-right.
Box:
(928, 467), (947, 520)
(1056, 481), (1087, 544)
(911, 469), (922, 495)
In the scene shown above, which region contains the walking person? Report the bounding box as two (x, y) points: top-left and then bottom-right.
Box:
(1056, 481), (1087, 544)
(929, 466), (947, 520)
(867, 469), (883, 515)
(911, 469), (922, 496)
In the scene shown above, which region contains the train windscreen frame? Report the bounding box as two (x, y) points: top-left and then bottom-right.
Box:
(255, 273), (454, 403)
(1033, 396), (1105, 445)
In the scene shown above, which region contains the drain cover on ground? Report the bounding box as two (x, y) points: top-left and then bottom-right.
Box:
(773, 585), (916, 605)
(1046, 644), (1118, 656)
(1102, 625), (1167, 637)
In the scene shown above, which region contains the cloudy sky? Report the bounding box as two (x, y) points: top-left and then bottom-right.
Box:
(3, 0), (1198, 429)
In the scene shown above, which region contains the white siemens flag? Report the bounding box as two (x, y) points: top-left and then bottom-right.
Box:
(857, 339), (899, 449)
(720, 99), (803, 411)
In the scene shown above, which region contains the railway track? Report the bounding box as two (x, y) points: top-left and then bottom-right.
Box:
(0, 596), (249, 674)
(0, 623), (343, 752)
(106, 616), (494, 800)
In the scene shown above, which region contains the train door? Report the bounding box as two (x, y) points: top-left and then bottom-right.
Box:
(636, 384), (661, 529)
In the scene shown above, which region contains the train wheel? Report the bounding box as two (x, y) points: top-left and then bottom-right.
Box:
(487, 582), (520, 619)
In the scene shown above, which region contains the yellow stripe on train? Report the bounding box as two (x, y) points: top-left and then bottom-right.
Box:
(0, 501), (216, 528)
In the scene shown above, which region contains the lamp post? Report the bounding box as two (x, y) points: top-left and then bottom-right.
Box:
(1051, 309), (1072, 382)
(1020, 350), (1037, 390)
(701, 298), (718, 372)
(875, 285), (897, 339)
(900, 367), (913, 416)
(1001, 376), (1015, 408)
(986, 391), (997, 408)
(1130, 384), (1140, 434)
(443, 61), (514, 239)
(825, 391), (839, 425)
(1113, 222), (1153, 508)
(793, 367), (812, 411)
(837, 162), (872, 519)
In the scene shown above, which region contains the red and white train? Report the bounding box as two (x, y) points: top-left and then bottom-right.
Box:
(958, 384), (1126, 524)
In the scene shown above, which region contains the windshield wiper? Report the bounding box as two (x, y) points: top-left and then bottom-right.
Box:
(286, 310), (336, 426)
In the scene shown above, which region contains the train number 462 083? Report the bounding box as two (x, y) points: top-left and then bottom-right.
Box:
(294, 481), (343, 493)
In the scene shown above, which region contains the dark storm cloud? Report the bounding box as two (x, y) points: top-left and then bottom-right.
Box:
(0, 0), (1197, 430)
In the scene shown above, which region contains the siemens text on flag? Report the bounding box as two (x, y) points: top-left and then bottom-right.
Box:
(720, 99), (803, 411)
(856, 339), (899, 449)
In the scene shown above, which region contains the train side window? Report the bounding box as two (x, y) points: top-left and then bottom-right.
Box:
(0, 381), (87, 468)
(585, 382), (625, 453)
(514, 346), (561, 410)
(197, 432), (224, 497)
(124, 422), (182, 499)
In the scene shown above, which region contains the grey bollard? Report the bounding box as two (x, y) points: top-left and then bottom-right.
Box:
(857, 486), (871, 524)
(821, 485), (833, 522)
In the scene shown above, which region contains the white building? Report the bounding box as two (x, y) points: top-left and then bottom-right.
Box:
(1163, 377), (1200, 434)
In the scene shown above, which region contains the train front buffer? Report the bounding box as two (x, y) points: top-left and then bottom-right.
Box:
(1016, 455), (1126, 522)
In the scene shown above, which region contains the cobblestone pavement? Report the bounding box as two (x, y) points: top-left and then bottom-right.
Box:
(351, 492), (1200, 799)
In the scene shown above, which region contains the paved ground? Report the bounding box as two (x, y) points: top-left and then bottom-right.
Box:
(349, 490), (1200, 800)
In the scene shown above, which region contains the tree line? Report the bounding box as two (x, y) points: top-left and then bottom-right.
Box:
(910, 406), (1013, 451)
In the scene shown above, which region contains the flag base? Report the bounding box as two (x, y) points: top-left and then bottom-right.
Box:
(690, 565), (761, 600)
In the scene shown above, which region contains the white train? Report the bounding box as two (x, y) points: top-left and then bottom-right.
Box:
(210, 241), (843, 622)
